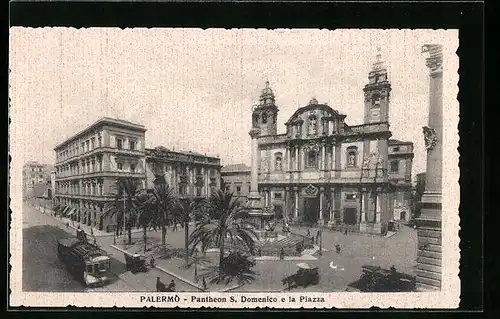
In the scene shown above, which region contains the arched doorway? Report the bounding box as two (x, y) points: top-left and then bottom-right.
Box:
(400, 211), (407, 221)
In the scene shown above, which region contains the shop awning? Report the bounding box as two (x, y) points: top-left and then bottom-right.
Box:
(62, 206), (71, 215)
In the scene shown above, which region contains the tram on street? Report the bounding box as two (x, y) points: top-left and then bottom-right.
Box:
(57, 237), (111, 287)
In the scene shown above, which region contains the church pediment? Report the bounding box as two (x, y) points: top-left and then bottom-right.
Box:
(285, 103), (344, 126)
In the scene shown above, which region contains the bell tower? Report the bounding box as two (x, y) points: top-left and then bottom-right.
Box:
(252, 81), (279, 136)
(363, 47), (392, 124)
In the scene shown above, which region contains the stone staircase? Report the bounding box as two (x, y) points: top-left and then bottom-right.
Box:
(254, 233), (309, 257)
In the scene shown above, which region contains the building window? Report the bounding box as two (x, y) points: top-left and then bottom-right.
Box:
(129, 140), (136, 150)
(130, 164), (136, 173)
(390, 160), (399, 173)
(262, 113), (268, 124)
(97, 135), (102, 148)
(117, 163), (123, 171)
(371, 93), (381, 108)
(346, 146), (358, 167)
(91, 138), (95, 149)
(346, 193), (357, 201)
(196, 187), (201, 197)
(248, 185), (251, 193)
(274, 193), (282, 200)
(308, 114), (317, 135)
(274, 152), (283, 171)
(306, 149), (319, 168)
(236, 186), (241, 194)
(393, 147), (400, 152)
(116, 138), (123, 149)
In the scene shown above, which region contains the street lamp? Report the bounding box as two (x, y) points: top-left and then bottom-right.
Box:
(194, 248), (199, 282)
(318, 229), (323, 256)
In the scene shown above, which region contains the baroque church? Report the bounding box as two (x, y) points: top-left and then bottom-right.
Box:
(251, 52), (414, 235)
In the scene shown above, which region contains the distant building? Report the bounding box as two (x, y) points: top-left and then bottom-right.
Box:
(53, 117), (147, 232)
(22, 161), (53, 200)
(144, 146), (221, 199)
(221, 164), (251, 204)
(388, 140), (414, 222)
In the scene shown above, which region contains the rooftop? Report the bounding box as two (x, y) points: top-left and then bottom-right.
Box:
(389, 139), (413, 145)
(146, 146), (220, 160)
(54, 117), (146, 151)
(221, 163), (251, 173)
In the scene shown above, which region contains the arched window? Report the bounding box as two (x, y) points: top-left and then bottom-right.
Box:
(307, 149), (319, 168)
(346, 146), (358, 167)
(371, 94), (381, 108)
(274, 152), (283, 171)
(252, 113), (259, 127)
(262, 113), (268, 124)
(308, 114), (317, 135)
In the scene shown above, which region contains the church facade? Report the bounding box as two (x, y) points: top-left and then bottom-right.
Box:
(251, 53), (414, 235)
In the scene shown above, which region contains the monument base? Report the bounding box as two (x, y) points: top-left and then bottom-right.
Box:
(415, 212), (442, 291)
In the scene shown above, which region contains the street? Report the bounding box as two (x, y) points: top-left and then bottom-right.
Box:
(22, 202), (200, 292)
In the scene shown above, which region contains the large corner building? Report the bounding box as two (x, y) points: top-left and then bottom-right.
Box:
(248, 51), (414, 235)
(53, 117), (221, 232)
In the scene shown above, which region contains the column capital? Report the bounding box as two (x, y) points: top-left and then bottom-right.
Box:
(293, 186), (299, 191)
(422, 44), (443, 75)
(319, 186), (325, 192)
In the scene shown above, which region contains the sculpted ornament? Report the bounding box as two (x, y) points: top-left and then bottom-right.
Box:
(423, 126), (438, 151)
(362, 156), (370, 169)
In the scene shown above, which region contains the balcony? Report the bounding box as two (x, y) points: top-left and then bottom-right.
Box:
(55, 170), (145, 181)
(55, 146), (144, 166)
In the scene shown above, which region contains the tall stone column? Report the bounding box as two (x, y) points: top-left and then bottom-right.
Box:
(330, 188), (336, 224)
(417, 44), (443, 291)
(246, 128), (264, 219)
(319, 187), (324, 226)
(294, 187), (299, 219)
(295, 147), (299, 171)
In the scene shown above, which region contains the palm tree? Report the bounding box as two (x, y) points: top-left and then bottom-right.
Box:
(103, 177), (141, 245)
(135, 189), (155, 254)
(150, 184), (177, 248)
(188, 189), (257, 281)
(176, 197), (206, 268)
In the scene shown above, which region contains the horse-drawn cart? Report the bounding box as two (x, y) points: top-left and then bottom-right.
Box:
(359, 265), (416, 292)
(124, 253), (148, 274)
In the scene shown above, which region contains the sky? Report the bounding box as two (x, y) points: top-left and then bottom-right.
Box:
(9, 28), (458, 177)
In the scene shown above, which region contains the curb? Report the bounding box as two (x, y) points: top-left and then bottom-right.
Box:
(219, 284), (243, 292)
(109, 244), (206, 292)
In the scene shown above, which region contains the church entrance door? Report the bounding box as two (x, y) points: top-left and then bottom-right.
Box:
(302, 198), (319, 225)
(343, 208), (358, 225)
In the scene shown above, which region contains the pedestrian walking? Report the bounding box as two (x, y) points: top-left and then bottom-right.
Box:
(90, 227), (94, 237)
(306, 228), (311, 237)
(168, 280), (176, 292)
(65, 222), (69, 230)
(344, 227), (348, 235)
(279, 248), (285, 260)
(335, 244), (341, 254)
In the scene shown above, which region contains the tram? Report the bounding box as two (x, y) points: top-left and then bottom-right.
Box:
(57, 236), (111, 287)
